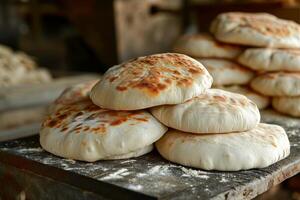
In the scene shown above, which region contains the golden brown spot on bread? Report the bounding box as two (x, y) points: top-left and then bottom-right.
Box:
(91, 126), (106, 133)
(57, 113), (68, 120)
(116, 86), (127, 91)
(177, 78), (193, 86)
(74, 111), (84, 118)
(133, 117), (148, 122)
(110, 118), (128, 126)
(213, 95), (226, 102)
(61, 127), (68, 132)
(48, 120), (59, 128)
(85, 103), (100, 112)
(188, 67), (202, 74)
(45, 101), (149, 134)
(109, 76), (118, 82)
(74, 126), (82, 131)
(164, 79), (172, 84)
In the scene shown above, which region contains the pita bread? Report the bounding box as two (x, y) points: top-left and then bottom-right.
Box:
(272, 96), (300, 117)
(90, 53), (213, 110)
(0, 57), (27, 87)
(173, 34), (242, 59)
(40, 100), (167, 162)
(156, 123), (290, 171)
(218, 85), (270, 109)
(0, 51), (47, 87)
(198, 58), (254, 86)
(54, 80), (98, 105)
(251, 72), (300, 96)
(151, 89), (260, 134)
(104, 145), (153, 160)
(210, 12), (300, 48)
(20, 68), (52, 84)
(49, 80), (99, 113)
(238, 48), (300, 72)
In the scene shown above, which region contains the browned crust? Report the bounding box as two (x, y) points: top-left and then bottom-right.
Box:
(105, 53), (205, 96)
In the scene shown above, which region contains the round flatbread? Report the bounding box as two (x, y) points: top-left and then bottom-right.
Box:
(210, 12), (300, 48)
(90, 53), (213, 110)
(40, 100), (167, 162)
(218, 85), (270, 109)
(156, 123), (290, 171)
(151, 89), (260, 134)
(251, 72), (300, 96)
(20, 68), (52, 84)
(0, 57), (26, 87)
(49, 80), (99, 113)
(55, 80), (99, 105)
(238, 48), (300, 72)
(0, 51), (40, 87)
(198, 58), (254, 86)
(272, 96), (300, 117)
(173, 34), (242, 59)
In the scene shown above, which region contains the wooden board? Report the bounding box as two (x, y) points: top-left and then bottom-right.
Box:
(0, 74), (100, 112)
(0, 122), (40, 142)
(0, 110), (300, 199)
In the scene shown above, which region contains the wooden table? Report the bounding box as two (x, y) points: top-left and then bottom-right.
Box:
(0, 110), (300, 200)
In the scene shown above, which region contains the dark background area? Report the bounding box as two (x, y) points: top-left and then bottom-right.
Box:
(0, 0), (299, 73)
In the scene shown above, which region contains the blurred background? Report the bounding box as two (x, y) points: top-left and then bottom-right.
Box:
(0, 0), (299, 73)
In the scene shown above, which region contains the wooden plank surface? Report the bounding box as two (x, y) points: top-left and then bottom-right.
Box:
(0, 110), (300, 199)
(0, 74), (100, 112)
(0, 122), (41, 142)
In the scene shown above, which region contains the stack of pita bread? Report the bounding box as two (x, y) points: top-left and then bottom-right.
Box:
(40, 53), (290, 171)
(0, 44), (52, 87)
(210, 12), (300, 117)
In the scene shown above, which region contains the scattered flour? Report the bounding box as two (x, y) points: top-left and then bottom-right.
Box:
(101, 168), (130, 180)
(120, 160), (137, 164)
(136, 173), (147, 177)
(61, 163), (72, 170)
(148, 165), (168, 175)
(147, 164), (210, 179)
(288, 130), (298, 137)
(40, 157), (57, 165)
(16, 147), (44, 153)
(220, 177), (229, 183)
(179, 167), (210, 179)
(121, 171), (131, 176)
(62, 159), (76, 164)
(128, 184), (143, 191)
